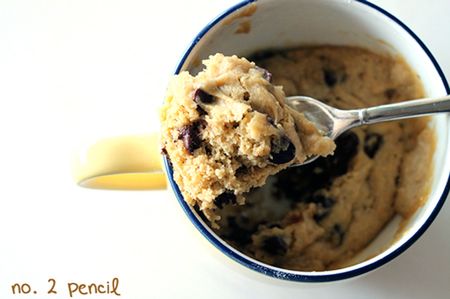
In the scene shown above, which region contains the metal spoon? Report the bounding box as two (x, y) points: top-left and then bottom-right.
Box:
(286, 94), (450, 165)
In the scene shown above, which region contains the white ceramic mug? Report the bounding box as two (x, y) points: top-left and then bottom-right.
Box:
(76, 0), (450, 282)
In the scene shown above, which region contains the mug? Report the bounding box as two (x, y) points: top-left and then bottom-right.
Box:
(74, 0), (450, 282)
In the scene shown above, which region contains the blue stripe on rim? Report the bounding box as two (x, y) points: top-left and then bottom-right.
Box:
(164, 0), (450, 282)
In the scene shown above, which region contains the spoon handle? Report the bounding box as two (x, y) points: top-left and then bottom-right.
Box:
(360, 94), (450, 125)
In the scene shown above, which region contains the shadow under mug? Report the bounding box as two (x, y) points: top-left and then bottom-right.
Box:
(74, 0), (450, 282)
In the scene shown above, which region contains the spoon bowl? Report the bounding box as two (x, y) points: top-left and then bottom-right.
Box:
(286, 94), (450, 165)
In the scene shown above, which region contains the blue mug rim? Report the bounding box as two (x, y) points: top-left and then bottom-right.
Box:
(164, 0), (450, 282)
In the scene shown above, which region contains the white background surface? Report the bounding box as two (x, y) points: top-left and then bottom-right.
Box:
(0, 0), (449, 298)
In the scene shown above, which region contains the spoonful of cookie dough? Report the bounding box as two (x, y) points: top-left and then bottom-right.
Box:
(286, 94), (450, 165)
(161, 53), (336, 226)
(160, 52), (448, 226)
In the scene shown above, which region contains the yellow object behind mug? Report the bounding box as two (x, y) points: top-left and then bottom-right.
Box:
(74, 134), (166, 190)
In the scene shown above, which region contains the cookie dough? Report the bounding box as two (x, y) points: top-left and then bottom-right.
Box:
(215, 46), (435, 271)
(160, 54), (335, 226)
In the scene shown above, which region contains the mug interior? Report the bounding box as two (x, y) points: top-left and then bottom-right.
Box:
(170, 0), (450, 281)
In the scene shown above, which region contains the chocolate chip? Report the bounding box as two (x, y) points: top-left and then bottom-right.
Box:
(215, 190), (237, 209)
(323, 69), (338, 87)
(243, 91), (250, 101)
(269, 136), (296, 164)
(193, 89), (211, 115)
(196, 105), (207, 116)
(263, 71), (272, 82)
(193, 89), (214, 104)
(178, 120), (205, 153)
(384, 88), (396, 100)
(255, 66), (272, 82)
(329, 224), (345, 247)
(323, 68), (347, 87)
(262, 236), (287, 256)
(364, 132), (383, 158)
(330, 131), (359, 176)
